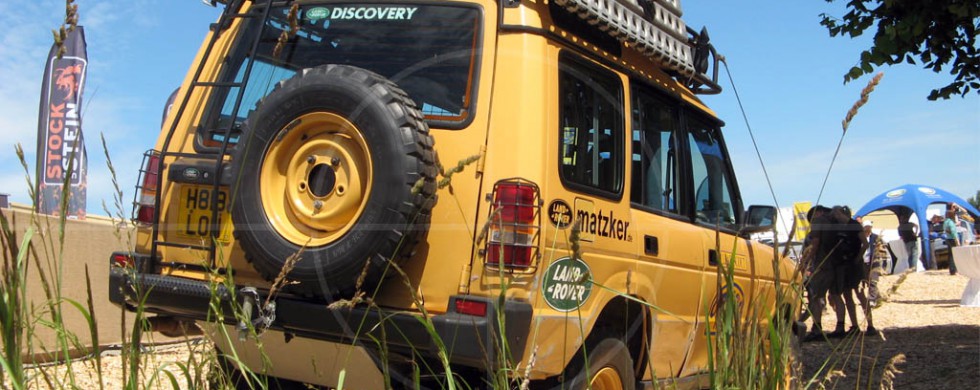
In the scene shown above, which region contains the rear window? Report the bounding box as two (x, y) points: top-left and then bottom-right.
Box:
(200, 2), (482, 147)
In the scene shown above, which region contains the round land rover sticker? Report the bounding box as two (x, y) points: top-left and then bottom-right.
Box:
(306, 7), (330, 20)
(547, 199), (573, 229)
(542, 257), (593, 312)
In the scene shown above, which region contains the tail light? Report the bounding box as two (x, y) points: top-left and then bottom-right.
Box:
(112, 252), (133, 268)
(484, 179), (540, 270)
(132, 150), (161, 225)
(454, 298), (488, 317)
(110, 252), (151, 273)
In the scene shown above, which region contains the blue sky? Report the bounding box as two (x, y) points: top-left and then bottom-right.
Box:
(1, 0), (977, 216)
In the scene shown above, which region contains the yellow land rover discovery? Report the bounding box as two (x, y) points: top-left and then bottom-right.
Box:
(109, 0), (799, 388)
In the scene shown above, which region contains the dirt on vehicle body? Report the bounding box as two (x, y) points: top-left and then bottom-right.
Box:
(109, 0), (798, 388)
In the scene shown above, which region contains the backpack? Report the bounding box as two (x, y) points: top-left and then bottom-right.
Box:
(832, 221), (862, 265)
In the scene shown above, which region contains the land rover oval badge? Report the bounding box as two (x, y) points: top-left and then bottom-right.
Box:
(182, 167), (201, 181)
(306, 7), (330, 20)
(547, 199), (573, 229)
(542, 257), (592, 312)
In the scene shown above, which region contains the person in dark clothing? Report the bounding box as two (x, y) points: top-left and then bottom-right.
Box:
(798, 205), (831, 325)
(897, 215), (922, 270)
(857, 220), (879, 335)
(944, 208), (961, 275)
(825, 206), (865, 338)
(802, 205), (837, 341)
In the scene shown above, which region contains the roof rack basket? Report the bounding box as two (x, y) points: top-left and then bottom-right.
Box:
(553, 0), (722, 94)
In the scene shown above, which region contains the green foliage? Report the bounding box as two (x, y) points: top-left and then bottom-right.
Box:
(819, 0), (980, 100)
(0, 211), (31, 390)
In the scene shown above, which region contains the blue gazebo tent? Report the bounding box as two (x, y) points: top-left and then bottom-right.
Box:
(854, 184), (980, 267)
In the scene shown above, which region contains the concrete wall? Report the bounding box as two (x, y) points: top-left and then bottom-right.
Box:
(1, 203), (142, 359)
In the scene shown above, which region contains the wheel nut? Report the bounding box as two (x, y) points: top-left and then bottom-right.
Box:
(307, 156), (316, 164)
(313, 200), (323, 210)
(331, 157), (340, 167)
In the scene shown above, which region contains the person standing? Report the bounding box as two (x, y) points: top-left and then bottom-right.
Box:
(826, 206), (864, 337)
(857, 220), (879, 335)
(944, 208), (961, 275)
(897, 215), (921, 270)
(802, 205), (836, 341)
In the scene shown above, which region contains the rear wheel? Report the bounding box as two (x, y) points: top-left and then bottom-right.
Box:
(585, 338), (635, 390)
(541, 336), (636, 390)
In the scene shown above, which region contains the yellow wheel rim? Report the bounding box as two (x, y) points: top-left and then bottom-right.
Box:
(259, 111), (372, 247)
(590, 366), (624, 390)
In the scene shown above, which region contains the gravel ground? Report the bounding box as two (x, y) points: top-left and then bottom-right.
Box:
(9, 271), (978, 389)
(13, 339), (212, 390)
(800, 270), (980, 389)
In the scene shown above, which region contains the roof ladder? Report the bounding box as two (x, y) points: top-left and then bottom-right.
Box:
(146, 0), (286, 269)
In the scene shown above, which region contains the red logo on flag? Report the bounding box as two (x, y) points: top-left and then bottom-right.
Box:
(54, 64), (84, 100)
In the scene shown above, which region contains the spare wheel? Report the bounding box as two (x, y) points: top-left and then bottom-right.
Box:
(230, 65), (437, 299)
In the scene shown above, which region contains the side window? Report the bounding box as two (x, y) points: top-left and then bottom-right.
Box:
(558, 53), (623, 196)
(631, 84), (679, 213)
(687, 120), (738, 228)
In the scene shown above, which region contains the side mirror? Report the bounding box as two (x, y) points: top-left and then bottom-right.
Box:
(742, 205), (776, 235)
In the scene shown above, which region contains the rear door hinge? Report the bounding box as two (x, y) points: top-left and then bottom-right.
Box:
(476, 145), (487, 174)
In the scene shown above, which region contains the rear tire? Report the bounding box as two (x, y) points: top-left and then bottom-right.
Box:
(539, 336), (636, 390)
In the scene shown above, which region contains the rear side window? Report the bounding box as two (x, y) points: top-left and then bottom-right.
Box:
(558, 53), (623, 197)
(631, 84), (679, 213)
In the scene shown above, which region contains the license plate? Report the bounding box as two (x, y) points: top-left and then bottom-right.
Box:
(176, 185), (232, 242)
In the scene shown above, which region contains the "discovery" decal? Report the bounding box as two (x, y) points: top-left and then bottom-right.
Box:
(305, 6), (419, 21)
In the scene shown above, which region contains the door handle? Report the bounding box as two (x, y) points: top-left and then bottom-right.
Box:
(644, 235), (658, 256)
(708, 249), (719, 266)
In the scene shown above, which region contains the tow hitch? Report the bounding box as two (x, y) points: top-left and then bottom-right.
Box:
(237, 287), (276, 341)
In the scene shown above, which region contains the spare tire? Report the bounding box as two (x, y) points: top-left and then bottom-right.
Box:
(230, 65), (437, 299)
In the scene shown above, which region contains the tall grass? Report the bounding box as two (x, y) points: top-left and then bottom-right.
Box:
(0, 143), (102, 390)
(0, 135), (238, 390)
(0, 162), (31, 388)
(706, 227), (803, 390)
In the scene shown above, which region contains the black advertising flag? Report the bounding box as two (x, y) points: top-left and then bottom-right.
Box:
(36, 26), (88, 219)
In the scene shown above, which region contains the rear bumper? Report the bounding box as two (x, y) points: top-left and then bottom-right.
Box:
(108, 257), (532, 370)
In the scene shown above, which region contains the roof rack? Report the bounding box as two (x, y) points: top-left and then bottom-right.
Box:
(553, 0), (722, 94)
